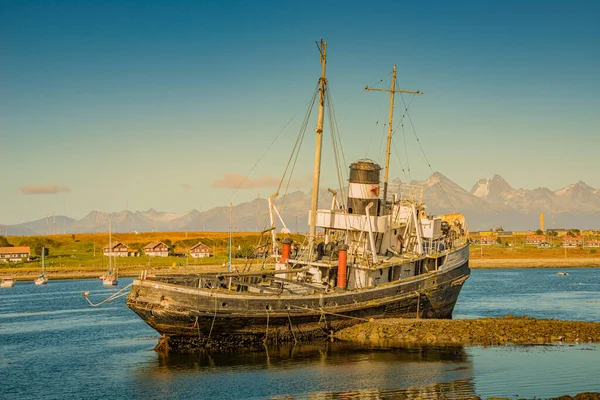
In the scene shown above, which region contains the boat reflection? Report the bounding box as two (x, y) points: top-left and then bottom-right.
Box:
(148, 342), (477, 399)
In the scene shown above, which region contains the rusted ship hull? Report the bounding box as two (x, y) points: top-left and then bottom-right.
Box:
(126, 245), (470, 352)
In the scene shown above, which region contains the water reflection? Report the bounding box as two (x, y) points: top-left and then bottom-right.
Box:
(140, 343), (477, 399)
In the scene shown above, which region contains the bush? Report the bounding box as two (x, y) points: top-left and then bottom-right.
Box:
(0, 235), (13, 247)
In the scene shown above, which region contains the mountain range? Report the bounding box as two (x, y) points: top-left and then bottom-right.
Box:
(2, 174), (599, 235)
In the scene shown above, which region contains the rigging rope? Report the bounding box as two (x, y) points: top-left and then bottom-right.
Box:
(277, 83), (320, 214)
(326, 87), (348, 208)
(81, 283), (133, 307)
(399, 93), (459, 212)
(198, 93), (318, 232)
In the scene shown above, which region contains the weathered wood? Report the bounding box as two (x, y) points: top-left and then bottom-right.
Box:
(270, 276), (328, 293)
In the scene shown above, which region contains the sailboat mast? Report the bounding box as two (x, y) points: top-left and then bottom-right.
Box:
(42, 246), (45, 273)
(382, 65), (397, 209)
(365, 66), (422, 214)
(228, 202), (232, 273)
(309, 39), (327, 240)
(109, 215), (112, 271)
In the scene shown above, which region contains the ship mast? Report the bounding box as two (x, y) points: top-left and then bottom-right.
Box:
(365, 65), (422, 213)
(309, 39), (327, 241)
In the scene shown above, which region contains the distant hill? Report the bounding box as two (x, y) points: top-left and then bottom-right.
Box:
(2, 175), (600, 234)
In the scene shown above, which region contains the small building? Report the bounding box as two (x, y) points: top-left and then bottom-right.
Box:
(525, 235), (546, 245)
(0, 246), (31, 262)
(479, 236), (497, 246)
(497, 231), (513, 237)
(144, 241), (169, 257)
(584, 239), (600, 248)
(562, 235), (583, 248)
(103, 242), (138, 257)
(189, 242), (212, 258)
(537, 241), (552, 249)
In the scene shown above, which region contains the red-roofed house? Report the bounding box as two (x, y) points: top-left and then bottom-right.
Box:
(479, 236), (497, 246)
(144, 242), (169, 257)
(562, 235), (583, 248)
(584, 239), (600, 248)
(190, 242), (212, 258)
(103, 242), (139, 257)
(0, 247), (30, 262)
(525, 235), (546, 245)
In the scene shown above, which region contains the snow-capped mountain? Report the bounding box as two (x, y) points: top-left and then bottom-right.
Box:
(2, 175), (600, 234)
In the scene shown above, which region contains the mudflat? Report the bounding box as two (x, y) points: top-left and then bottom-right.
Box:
(334, 315), (600, 346)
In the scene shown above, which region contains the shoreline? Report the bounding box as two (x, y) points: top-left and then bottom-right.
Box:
(470, 257), (600, 269)
(1, 257), (599, 280)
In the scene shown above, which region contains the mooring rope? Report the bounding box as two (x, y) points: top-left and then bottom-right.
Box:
(207, 296), (218, 342)
(287, 311), (297, 343)
(264, 309), (270, 344)
(81, 283), (133, 307)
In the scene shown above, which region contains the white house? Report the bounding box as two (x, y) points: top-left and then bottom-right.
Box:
(190, 242), (212, 258)
(0, 246), (30, 262)
(144, 241), (169, 257)
(103, 242), (138, 257)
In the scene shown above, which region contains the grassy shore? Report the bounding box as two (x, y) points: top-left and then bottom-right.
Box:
(1, 232), (599, 280)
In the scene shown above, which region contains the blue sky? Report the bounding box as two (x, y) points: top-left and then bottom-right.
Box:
(2, 0), (599, 225)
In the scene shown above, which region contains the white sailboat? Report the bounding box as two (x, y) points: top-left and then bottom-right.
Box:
(0, 277), (15, 288)
(34, 246), (49, 285)
(103, 216), (118, 286)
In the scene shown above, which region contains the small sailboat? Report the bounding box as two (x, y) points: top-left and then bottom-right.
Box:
(34, 246), (49, 285)
(0, 277), (15, 288)
(103, 216), (118, 286)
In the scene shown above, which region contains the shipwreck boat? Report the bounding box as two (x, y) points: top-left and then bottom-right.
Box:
(126, 40), (470, 352)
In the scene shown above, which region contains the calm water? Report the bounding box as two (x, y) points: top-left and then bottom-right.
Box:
(1, 268), (599, 399)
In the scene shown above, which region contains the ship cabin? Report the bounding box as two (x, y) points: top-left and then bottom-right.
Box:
(275, 160), (469, 292)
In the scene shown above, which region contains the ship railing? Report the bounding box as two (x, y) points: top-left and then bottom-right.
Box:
(421, 235), (469, 256)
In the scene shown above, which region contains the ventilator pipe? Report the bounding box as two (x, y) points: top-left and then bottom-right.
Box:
(365, 202), (379, 264)
(336, 244), (349, 290)
(281, 238), (293, 264)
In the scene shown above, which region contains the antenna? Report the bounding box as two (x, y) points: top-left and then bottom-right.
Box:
(365, 65), (422, 213)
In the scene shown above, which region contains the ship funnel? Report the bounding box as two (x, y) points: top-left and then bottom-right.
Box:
(347, 160), (381, 215)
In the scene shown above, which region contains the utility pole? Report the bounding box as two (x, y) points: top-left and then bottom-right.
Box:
(365, 65), (422, 212)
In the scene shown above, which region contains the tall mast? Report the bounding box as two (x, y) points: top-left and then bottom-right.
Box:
(309, 39), (327, 240)
(365, 65), (422, 213)
(108, 215), (112, 272)
(228, 202), (232, 273)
